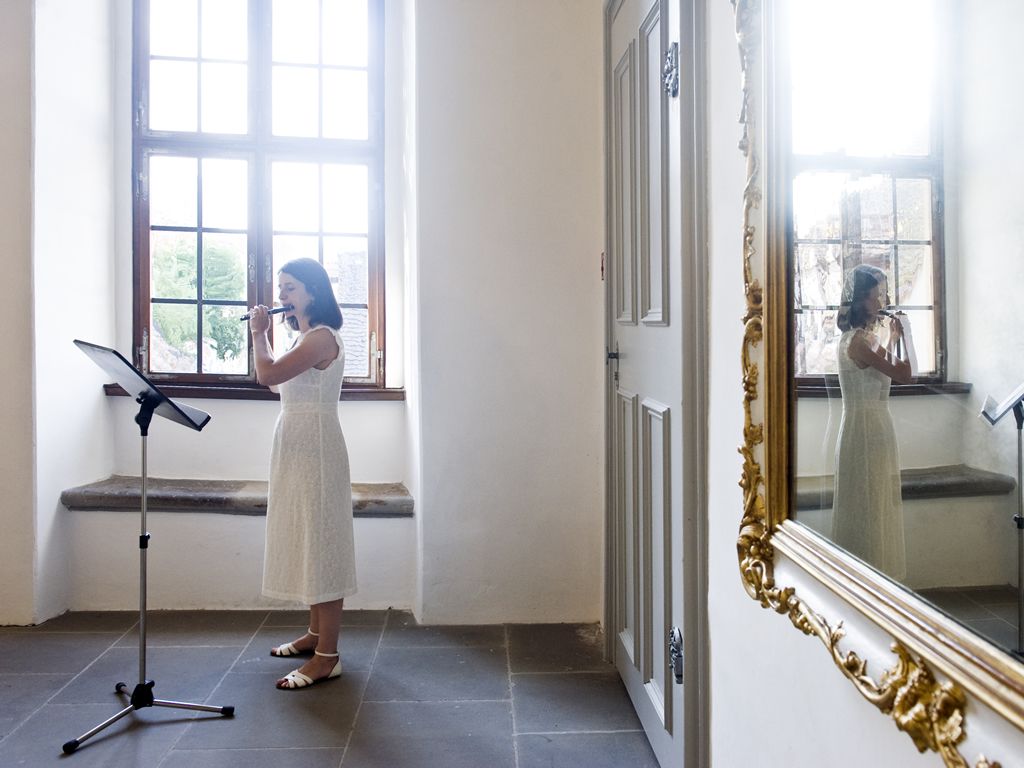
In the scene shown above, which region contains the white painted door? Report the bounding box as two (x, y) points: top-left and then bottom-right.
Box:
(606, 0), (700, 765)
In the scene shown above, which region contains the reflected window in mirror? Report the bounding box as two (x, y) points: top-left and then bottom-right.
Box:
(786, 0), (943, 384)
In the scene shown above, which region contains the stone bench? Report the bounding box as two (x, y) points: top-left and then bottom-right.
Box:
(795, 463), (1015, 511)
(61, 475), (414, 518)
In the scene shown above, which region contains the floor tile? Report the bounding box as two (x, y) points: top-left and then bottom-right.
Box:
(508, 624), (608, 673)
(517, 731), (658, 768)
(0, 632), (121, 675)
(342, 701), (515, 768)
(513, 672), (643, 733)
(57, 645), (240, 705)
(0, 673), (69, 739)
(0, 702), (198, 768)
(965, 618), (1022, 653)
(364, 646), (509, 702)
(161, 747), (345, 768)
(233, 625), (381, 675)
(1, 611), (137, 633)
(264, 609), (388, 628)
(113, 611), (265, 647)
(382, 612), (505, 648)
(175, 670), (364, 749)
(917, 590), (997, 622)
(963, 585), (1018, 605)
(985, 601), (1021, 625)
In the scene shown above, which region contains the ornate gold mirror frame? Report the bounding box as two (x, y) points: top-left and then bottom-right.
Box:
(732, 1), (1022, 765)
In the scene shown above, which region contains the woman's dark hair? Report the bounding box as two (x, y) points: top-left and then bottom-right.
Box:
(278, 257), (343, 331)
(836, 264), (886, 332)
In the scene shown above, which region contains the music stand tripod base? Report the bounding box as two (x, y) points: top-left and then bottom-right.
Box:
(64, 341), (234, 755)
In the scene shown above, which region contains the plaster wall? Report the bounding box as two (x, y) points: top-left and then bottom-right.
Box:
(0, 0), (36, 624)
(32, 0), (118, 621)
(955, 0), (1024, 488)
(413, 0), (605, 624)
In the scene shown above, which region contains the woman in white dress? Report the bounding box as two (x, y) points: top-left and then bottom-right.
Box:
(830, 264), (913, 579)
(247, 257), (356, 690)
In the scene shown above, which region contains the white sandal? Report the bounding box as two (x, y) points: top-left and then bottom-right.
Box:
(270, 628), (318, 658)
(276, 651), (342, 690)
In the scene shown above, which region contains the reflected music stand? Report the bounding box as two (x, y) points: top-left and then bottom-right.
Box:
(981, 381), (1024, 657)
(62, 340), (234, 755)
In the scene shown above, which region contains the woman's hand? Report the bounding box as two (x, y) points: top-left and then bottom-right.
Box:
(248, 305), (271, 334)
(889, 313), (905, 342)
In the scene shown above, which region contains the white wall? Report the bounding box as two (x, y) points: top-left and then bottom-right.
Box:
(705, 0), (1024, 764)
(955, 0), (1024, 484)
(413, 0), (605, 624)
(32, 0), (118, 621)
(0, 0), (36, 625)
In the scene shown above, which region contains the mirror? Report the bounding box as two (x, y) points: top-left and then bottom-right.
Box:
(734, 0), (1024, 761)
(782, 0), (1024, 662)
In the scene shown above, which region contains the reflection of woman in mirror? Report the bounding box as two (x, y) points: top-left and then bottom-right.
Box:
(830, 264), (913, 579)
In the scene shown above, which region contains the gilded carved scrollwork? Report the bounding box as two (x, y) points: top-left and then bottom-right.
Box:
(730, 1), (1003, 765)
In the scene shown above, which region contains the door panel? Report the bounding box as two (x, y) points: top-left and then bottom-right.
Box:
(606, 0), (689, 764)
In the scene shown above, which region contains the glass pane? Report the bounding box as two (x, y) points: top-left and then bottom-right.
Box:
(793, 172), (844, 240)
(272, 162), (319, 232)
(895, 244), (933, 307)
(201, 0), (247, 61)
(896, 178), (932, 241)
(794, 243), (843, 309)
(341, 306), (369, 378)
(150, 156), (197, 226)
(794, 308), (841, 376)
(202, 233), (247, 301)
(272, 66), (319, 137)
(902, 309), (935, 373)
(323, 164), (367, 234)
(859, 244), (894, 295)
(323, 0), (368, 66)
(788, 0), (932, 157)
(150, 60), (198, 132)
(273, 235), (320, 280)
(272, 0), (318, 64)
(151, 0), (197, 58)
(323, 69), (368, 140)
(272, 318), (302, 360)
(202, 158), (247, 229)
(202, 304), (247, 373)
(151, 231), (197, 299)
(323, 236), (368, 304)
(150, 303), (198, 373)
(201, 62), (247, 134)
(858, 175), (894, 241)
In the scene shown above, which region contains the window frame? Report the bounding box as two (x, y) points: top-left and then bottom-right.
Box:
(789, 154), (949, 391)
(131, 0), (387, 396)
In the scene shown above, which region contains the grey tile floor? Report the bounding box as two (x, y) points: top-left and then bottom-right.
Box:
(0, 610), (659, 767)
(917, 584), (1023, 656)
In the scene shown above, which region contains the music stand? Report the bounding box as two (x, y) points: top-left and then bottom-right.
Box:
(62, 340), (234, 755)
(981, 381), (1024, 657)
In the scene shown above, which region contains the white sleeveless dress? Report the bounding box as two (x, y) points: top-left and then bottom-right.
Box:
(830, 329), (906, 579)
(262, 325), (357, 604)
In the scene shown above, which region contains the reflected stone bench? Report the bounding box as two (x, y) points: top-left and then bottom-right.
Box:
(794, 463), (1015, 512)
(793, 463), (1016, 589)
(61, 475), (414, 518)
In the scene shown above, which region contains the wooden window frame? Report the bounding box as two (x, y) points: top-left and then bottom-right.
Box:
(131, 0), (388, 397)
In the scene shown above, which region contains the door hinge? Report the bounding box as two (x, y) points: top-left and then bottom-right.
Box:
(668, 626), (683, 684)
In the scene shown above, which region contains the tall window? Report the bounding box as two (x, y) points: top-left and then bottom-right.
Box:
(787, 0), (944, 383)
(133, 0), (385, 392)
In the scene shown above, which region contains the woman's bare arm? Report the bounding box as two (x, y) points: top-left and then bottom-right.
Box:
(846, 327), (912, 384)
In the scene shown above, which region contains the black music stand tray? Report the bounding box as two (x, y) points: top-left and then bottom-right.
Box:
(62, 340), (234, 755)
